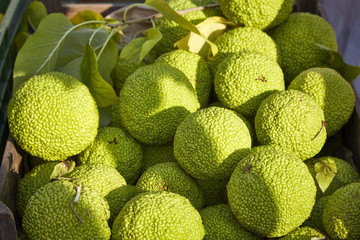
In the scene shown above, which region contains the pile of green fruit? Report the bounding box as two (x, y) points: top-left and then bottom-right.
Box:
(7, 0), (360, 239)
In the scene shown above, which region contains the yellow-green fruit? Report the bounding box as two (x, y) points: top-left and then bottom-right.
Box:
(141, 142), (177, 172)
(214, 52), (285, 117)
(288, 67), (355, 136)
(278, 226), (326, 240)
(16, 161), (61, 218)
(200, 204), (263, 240)
(22, 180), (111, 240)
(227, 149), (316, 238)
(174, 106), (252, 180)
(323, 182), (360, 239)
(78, 126), (143, 184)
(155, 49), (211, 108)
(117, 63), (200, 145)
(207, 27), (280, 78)
(111, 191), (205, 240)
(63, 163), (127, 222)
(305, 156), (360, 197)
(270, 13), (338, 82)
(218, 0), (295, 31)
(255, 89), (326, 160)
(302, 196), (331, 234)
(147, 0), (222, 62)
(136, 162), (204, 210)
(196, 178), (228, 207)
(7, 72), (99, 161)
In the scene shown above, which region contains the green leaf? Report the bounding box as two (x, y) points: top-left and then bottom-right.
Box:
(120, 28), (162, 64)
(175, 16), (232, 59)
(60, 57), (82, 80)
(323, 175), (346, 197)
(99, 105), (113, 127)
(144, 0), (218, 56)
(70, 10), (105, 29)
(314, 158), (337, 193)
(24, 0), (48, 30)
(81, 43), (117, 107)
(13, 13), (106, 93)
(317, 44), (360, 82)
(49, 161), (76, 180)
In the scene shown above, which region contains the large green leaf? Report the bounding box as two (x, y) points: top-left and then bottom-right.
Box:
(80, 43), (117, 107)
(318, 44), (360, 83)
(144, 0), (218, 56)
(13, 13), (106, 93)
(50, 161), (76, 180)
(314, 157), (341, 193)
(120, 28), (162, 64)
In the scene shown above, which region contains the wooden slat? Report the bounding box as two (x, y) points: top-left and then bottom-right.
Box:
(0, 201), (17, 240)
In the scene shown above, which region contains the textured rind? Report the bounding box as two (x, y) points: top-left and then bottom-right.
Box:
(302, 196), (331, 234)
(214, 52), (285, 117)
(270, 13), (338, 82)
(78, 126), (143, 184)
(200, 204), (262, 240)
(111, 191), (205, 240)
(207, 27), (280, 78)
(218, 0), (295, 31)
(288, 67), (355, 137)
(255, 89), (327, 160)
(16, 161), (60, 218)
(7, 72), (99, 161)
(174, 106), (252, 180)
(148, 0), (222, 62)
(141, 142), (177, 172)
(323, 182), (360, 240)
(136, 162), (204, 210)
(227, 149), (316, 238)
(63, 163), (127, 222)
(117, 63), (200, 145)
(196, 178), (228, 207)
(22, 180), (111, 240)
(278, 226), (326, 240)
(305, 157), (360, 198)
(155, 49), (211, 108)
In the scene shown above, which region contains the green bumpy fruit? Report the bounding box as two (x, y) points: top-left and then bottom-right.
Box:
(288, 67), (355, 137)
(111, 191), (205, 240)
(78, 126), (143, 184)
(200, 204), (262, 240)
(141, 141), (177, 172)
(255, 89), (327, 160)
(155, 49), (211, 108)
(7, 72), (99, 161)
(323, 182), (360, 239)
(136, 162), (204, 210)
(174, 106), (252, 180)
(302, 196), (331, 234)
(117, 63), (200, 145)
(218, 0), (295, 31)
(270, 13), (338, 83)
(22, 180), (111, 240)
(278, 226), (326, 240)
(227, 149), (316, 238)
(215, 52), (285, 117)
(207, 26), (280, 78)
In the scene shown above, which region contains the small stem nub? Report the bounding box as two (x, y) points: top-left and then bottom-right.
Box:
(312, 120), (326, 141)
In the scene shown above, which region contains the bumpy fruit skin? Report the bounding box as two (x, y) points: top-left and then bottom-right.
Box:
(147, 0), (222, 62)
(215, 52), (285, 117)
(111, 191), (205, 240)
(141, 141), (177, 171)
(196, 178), (228, 207)
(270, 13), (338, 82)
(207, 27), (280, 78)
(302, 196), (331, 234)
(7, 72), (99, 161)
(117, 63), (200, 145)
(255, 89), (326, 160)
(22, 180), (111, 240)
(288, 67), (355, 137)
(278, 226), (326, 240)
(227, 149), (316, 238)
(155, 49), (211, 108)
(174, 106), (252, 181)
(323, 182), (360, 240)
(219, 0), (295, 31)
(200, 204), (262, 240)
(136, 162), (204, 210)
(16, 161), (60, 218)
(78, 126), (143, 184)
